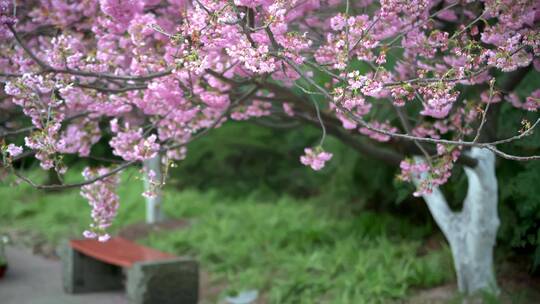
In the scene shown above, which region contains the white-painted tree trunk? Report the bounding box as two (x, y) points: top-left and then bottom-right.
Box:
(414, 147), (499, 295)
(143, 155), (164, 224)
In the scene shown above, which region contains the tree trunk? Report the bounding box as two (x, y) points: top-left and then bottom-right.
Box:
(414, 147), (499, 295)
(143, 155), (164, 224)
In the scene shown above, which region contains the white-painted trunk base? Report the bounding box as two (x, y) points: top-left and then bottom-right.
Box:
(143, 155), (164, 224)
(414, 147), (499, 295)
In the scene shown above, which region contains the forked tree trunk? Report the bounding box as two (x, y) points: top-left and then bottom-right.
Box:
(414, 147), (499, 295)
(143, 155), (164, 224)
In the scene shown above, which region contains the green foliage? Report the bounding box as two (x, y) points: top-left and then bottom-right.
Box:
(496, 70), (540, 152)
(495, 70), (540, 271)
(170, 121), (400, 206)
(146, 191), (452, 303)
(169, 122), (321, 197)
(499, 161), (540, 271)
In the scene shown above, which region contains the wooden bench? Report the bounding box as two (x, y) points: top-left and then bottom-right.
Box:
(61, 237), (198, 304)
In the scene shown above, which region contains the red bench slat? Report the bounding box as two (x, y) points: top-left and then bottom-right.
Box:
(70, 237), (175, 268)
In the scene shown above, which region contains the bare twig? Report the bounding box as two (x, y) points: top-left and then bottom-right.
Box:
(163, 85), (259, 151)
(12, 161), (137, 190)
(0, 111), (93, 138)
(473, 79), (495, 143)
(484, 145), (540, 161)
(395, 106), (433, 166)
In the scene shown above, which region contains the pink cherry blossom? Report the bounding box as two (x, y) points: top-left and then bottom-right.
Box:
(6, 144), (23, 157)
(524, 90), (540, 111)
(300, 148), (333, 171)
(81, 167), (120, 242)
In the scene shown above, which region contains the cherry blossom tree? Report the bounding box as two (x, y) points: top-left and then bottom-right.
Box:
(1, 0), (539, 296)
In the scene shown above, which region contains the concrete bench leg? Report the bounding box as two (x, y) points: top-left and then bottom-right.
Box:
(126, 258), (198, 304)
(61, 242), (123, 293)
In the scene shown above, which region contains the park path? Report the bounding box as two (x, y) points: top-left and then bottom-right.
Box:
(0, 246), (127, 304)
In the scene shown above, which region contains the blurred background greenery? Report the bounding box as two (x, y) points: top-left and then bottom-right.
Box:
(2, 112), (540, 302)
(2, 68), (540, 303)
(1, 165), (455, 303)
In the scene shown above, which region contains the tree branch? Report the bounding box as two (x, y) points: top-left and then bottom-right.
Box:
(279, 57), (539, 163)
(12, 161), (137, 190)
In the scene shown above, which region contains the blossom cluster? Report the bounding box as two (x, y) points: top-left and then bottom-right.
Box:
(109, 119), (160, 162)
(300, 147), (333, 171)
(0, 0), (16, 38)
(80, 167), (120, 242)
(399, 144), (462, 196)
(1, 143), (23, 160)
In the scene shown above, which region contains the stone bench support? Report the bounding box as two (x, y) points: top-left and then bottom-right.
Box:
(61, 240), (198, 304)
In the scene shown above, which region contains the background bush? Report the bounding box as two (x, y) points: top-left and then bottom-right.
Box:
(6, 70), (540, 272)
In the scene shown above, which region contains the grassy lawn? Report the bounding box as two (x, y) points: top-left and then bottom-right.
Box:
(0, 168), (454, 303)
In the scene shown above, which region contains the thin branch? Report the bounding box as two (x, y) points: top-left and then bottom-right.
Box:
(280, 56), (540, 163)
(350, 16), (380, 55)
(0, 126), (35, 137)
(449, 11), (485, 40)
(484, 145), (540, 161)
(163, 85), (259, 151)
(311, 98), (327, 146)
(252, 119), (301, 129)
(490, 118), (540, 145)
(0, 111), (93, 138)
(0, 72), (23, 78)
(7, 24), (51, 71)
(12, 161), (137, 190)
(473, 80), (495, 143)
(395, 106), (433, 166)
(383, 66), (489, 87)
(383, 1), (460, 48)
(9, 99), (244, 190)
(297, 112), (404, 166)
(74, 82), (148, 93)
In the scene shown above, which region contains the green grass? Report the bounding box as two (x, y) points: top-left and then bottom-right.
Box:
(0, 168), (454, 303)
